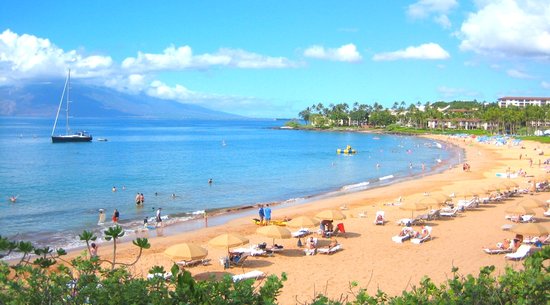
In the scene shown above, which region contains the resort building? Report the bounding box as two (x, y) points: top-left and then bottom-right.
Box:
(497, 97), (550, 108)
(426, 118), (497, 131)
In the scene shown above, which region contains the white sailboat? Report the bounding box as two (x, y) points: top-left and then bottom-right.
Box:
(51, 69), (92, 143)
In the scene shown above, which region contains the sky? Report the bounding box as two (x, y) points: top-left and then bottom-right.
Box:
(1, 0), (549, 118)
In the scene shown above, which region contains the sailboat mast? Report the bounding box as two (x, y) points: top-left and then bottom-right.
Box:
(51, 70), (69, 137)
(65, 69), (71, 135)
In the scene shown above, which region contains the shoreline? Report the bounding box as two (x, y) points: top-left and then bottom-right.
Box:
(68, 137), (463, 253)
(15, 133), (550, 303)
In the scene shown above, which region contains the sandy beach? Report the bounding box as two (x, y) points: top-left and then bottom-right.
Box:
(75, 134), (549, 304)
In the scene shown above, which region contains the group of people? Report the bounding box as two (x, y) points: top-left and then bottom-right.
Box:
(257, 204), (272, 225)
(397, 226), (430, 239)
(135, 193), (145, 205)
(304, 236), (339, 255)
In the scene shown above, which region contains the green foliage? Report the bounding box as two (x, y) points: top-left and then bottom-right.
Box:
(0, 234), (548, 304)
(519, 136), (550, 143)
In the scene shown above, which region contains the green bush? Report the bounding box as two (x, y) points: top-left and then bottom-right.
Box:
(0, 234), (548, 304)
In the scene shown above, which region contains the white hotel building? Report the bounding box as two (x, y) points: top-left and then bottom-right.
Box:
(497, 97), (550, 108)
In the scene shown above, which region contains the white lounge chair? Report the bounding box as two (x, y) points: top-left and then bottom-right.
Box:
(374, 211), (385, 225)
(291, 228), (310, 238)
(505, 244), (532, 260)
(411, 226), (432, 244)
(483, 248), (513, 255)
(232, 270), (265, 282)
(544, 209), (550, 217)
(147, 272), (172, 280)
(440, 207), (460, 217)
(176, 258), (211, 268)
(317, 244), (342, 255)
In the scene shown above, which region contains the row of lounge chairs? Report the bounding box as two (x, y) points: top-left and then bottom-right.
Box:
(392, 226), (432, 244)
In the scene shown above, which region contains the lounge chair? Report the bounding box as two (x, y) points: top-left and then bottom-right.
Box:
(411, 226), (432, 244)
(231, 246), (266, 257)
(303, 237), (318, 255)
(228, 253), (249, 270)
(457, 198), (479, 210)
(483, 248), (513, 254)
(317, 244), (342, 255)
(147, 272), (172, 280)
(505, 244), (532, 260)
(292, 228), (310, 238)
(544, 209), (550, 217)
(332, 223), (346, 238)
(374, 211), (385, 225)
(439, 207), (460, 217)
(176, 258), (211, 268)
(232, 270), (265, 282)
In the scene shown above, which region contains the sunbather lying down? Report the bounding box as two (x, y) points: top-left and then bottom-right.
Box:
(485, 238), (513, 251)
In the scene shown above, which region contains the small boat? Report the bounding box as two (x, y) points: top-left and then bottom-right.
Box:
(337, 145), (357, 154)
(51, 69), (92, 143)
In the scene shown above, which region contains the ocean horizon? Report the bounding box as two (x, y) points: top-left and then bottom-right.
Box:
(0, 117), (460, 252)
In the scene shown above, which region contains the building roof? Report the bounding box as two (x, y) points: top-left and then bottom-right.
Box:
(498, 97), (550, 102)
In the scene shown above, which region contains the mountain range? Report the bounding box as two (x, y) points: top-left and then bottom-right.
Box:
(0, 82), (243, 119)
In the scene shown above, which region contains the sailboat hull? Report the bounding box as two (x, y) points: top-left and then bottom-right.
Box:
(51, 133), (93, 143)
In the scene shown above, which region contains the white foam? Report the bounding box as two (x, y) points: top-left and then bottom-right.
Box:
(379, 175), (394, 181)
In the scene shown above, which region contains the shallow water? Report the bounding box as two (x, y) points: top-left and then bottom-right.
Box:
(0, 117), (458, 250)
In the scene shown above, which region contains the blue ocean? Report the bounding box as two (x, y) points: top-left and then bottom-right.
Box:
(0, 117), (459, 250)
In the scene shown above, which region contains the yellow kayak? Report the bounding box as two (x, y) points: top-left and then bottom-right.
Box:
(252, 218), (287, 226)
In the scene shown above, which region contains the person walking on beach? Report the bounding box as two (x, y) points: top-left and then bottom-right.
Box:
(112, 209), (119, 223)
(264, 204), (272, 225)
(89, 243), (98, 258)
(156, 207), (163, 227)
(258, 204), (265, 224)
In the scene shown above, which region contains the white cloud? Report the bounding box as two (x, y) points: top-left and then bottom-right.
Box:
(407, 0), (458, 28)
(0, 29), (113, 84)
(542, 81), (550, 89)
(434, 15), (452, 29)
(373, 43), (450, 61)
(459, 0), (550, 58)
(506, 69), (533, 79)
(407, 0), (458, 18)
(121, 45), (295, 72)
(303, 43), (362, 62)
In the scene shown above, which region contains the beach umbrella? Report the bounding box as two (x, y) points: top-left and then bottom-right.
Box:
(517, 198), (546, 209)
(164, 243), (208, 261)
(428, 193), (452, 204)
(315, 210), (346, 220)
(286, 216), (320, 228)
(208, 233), (249, 251)
(399, 201), (429, 218)
(509, 223), (549, 236)
(416, 196), (445, 208)
(453, 188), (483, 199)
(256, 225), (291, 245)
(505, 204), (535, 216)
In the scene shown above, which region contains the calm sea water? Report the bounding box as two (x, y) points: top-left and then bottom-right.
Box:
(0, 117), (459, 250)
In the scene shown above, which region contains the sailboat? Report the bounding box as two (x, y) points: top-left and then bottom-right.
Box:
(51, 69), (92, 143)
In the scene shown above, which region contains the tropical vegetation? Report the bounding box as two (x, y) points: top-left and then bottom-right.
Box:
(297, 101), (550, 136)
(0, 231), (548, 304)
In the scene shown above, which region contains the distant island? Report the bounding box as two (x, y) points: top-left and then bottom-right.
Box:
(0, 82), (243, 120)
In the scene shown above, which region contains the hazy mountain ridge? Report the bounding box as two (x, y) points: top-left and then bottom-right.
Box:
(0, 82), (243, 119)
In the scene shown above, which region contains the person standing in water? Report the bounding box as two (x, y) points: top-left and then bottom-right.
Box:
(156, 207), (163, 227)
(98, 209), (106, 224)
(112, 209), (120, 223)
